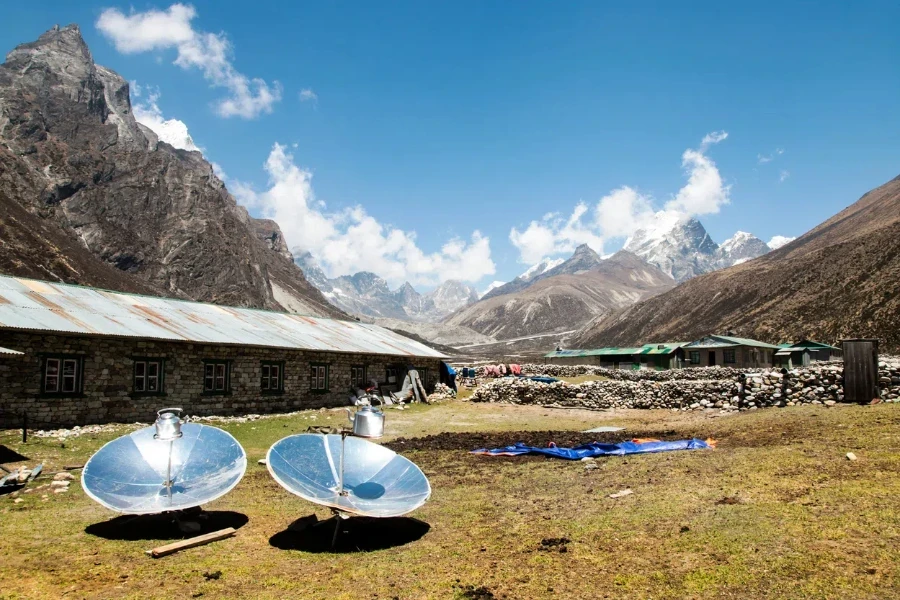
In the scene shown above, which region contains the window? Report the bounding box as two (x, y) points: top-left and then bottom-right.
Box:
(415, 367), (428, 384)
(385, 366), (399, 384)
(42, 356), (83, 395)
(351, 365), (367, 389)
(261, 361), (284, 394)
(133, 358), (165, 395)
(724, 349), (736, 364)
(310, 363), (329, 392)
(204, 360), (231, 394)
(689, 351), (700, 365)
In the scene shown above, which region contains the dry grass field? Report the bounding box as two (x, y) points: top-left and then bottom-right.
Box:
(1, 401), (899, 599)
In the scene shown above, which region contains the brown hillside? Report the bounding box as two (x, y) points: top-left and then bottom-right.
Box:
(573, 174), (900, 351)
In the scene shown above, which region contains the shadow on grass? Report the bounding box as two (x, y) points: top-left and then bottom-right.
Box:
(85, 510), (249, 541)
(269, 516), (430, 553)
(0, 445), (29, 463)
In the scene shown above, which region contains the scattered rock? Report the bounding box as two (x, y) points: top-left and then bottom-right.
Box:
(257, 459), (267, 466)
(609, 489), (633, 499)
(846, 452), (858, 461)
(53, 472), (75, 481)
(202, 571), (222, 581)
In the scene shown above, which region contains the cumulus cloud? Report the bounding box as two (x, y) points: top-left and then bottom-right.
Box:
(98, 4), (281, 118)
(130, 82), (200, 152)
(768, 235), (796, 250)
(299, 89), (318, 103)
(232, 143), (495, 286)
(509, 132), (731, 264)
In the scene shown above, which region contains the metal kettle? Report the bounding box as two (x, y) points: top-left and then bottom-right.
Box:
(345, 397), (384, 438)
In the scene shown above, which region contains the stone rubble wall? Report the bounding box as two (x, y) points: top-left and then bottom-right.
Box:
(471, 360), (900, 412)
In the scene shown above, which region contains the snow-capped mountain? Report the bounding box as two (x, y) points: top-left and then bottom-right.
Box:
(519, 257), (565, 282)
(624, 217), (719, 282)
(294, 253), (479, 322)
(428, 280), (480, 315)
(625, 217), (770, 281)
(715, 231), (769, 268)
(768, 235), (796, 250)
(480, 280), (506, 298)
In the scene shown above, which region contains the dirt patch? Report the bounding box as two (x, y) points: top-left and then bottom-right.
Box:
(385, 429), (689, 453)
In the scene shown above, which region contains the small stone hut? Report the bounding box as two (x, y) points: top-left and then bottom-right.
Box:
(0, 275), (445, 427)
(682, 335), (779, 368)
(775, 340), (843, 368)
(543, 343), (688, 370)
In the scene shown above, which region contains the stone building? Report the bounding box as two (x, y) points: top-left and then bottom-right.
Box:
(682, 335), (779, 368)
(0, 276), (444, 427)
(543, 343), (688, 370)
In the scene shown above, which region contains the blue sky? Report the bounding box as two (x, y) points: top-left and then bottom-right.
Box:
(2, 1), (899, 290)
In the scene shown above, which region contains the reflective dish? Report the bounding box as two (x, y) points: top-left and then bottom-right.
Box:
(267, 434), (430, 517)
(82, 423), (247, 514)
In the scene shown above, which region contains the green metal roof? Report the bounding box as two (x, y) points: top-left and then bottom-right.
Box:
(685, 335), (781, 350)
(636, 342), (690, 355)
(786, 340), (840, 351)
(544, 347), (644, 358)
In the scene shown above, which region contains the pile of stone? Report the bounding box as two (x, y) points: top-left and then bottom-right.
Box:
(470, 359), (900, 413)
(428, 383), (457, 402)
(33, 423), (131, 439)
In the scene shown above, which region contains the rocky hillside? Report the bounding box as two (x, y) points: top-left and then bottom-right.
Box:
(445, 247), (675, 340)
(0, 25), (342, 317)
(574, 173), (900, 351)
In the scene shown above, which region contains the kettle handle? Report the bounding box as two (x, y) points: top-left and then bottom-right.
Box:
(157, 407), (183, 417)
(345, 407), (354, 424)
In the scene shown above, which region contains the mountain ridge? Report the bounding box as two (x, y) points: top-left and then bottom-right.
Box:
(0, 24), (343, 318)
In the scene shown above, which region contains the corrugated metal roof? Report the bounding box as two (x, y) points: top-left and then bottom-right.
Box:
(636, 342), (690, 355)
(0, 346), (23, 355)
(787, 340), (840, 351)
(684, 335), (781, 350)
(0, 275), (445, 358)
(544, 347), (644, 358)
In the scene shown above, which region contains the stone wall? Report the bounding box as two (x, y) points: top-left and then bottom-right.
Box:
(0, 331), (440, 427)
(471, 360), (900, 412)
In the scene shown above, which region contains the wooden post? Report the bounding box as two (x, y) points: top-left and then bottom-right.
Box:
(841, 339), (879, 404)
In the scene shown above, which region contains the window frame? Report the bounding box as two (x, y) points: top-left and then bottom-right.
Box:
(310, 363), (329, 393)
(689, 351), (701, 365)
(261, 360), (285, 395)
(385, 366), (399, 384)
(203, 359), (232, 395)
(414, 366), (428, 386)
(723, 349), (737, 364)
(41, 354), (85, 397)
(350, 365), (368, 389)
(132, 357), (166, 396)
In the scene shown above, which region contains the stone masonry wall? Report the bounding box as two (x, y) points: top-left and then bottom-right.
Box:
(471, 360), (900, 412)
(0, 331), (440, 427)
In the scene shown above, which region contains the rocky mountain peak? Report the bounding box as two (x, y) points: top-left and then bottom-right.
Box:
(0, 25), (343, 319)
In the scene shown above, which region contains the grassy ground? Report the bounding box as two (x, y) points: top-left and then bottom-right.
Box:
(556, 375), (610, 384)
(1, 402), (899, 599)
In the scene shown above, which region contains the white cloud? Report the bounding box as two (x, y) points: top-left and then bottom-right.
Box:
(232, 143), (495, 286)
(130, 82), (200, 152)
(757, 147), (784, 164)
(779, 169), (790, 182)
(768, 235), (795, 250)
(97, 4), (281, 118)
(509, 132), (731, 263)
(299, 89), (318, 103)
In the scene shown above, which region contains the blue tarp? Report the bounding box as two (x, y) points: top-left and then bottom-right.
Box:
(525, 376), (560, 384)
(471, 438), (715, 459)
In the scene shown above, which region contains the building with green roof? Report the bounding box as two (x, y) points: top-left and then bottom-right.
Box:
(683, 335), (780, 368)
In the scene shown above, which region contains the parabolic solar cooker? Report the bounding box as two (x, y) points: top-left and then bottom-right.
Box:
(267, 408), (431, 547)
(82, 408), (247, 515)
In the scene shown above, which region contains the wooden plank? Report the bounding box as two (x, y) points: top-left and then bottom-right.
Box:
(146, 527), (236, 558)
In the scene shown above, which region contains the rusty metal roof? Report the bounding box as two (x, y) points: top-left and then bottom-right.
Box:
(0, 276), (446, 358)
(0, 346), (23, 355)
